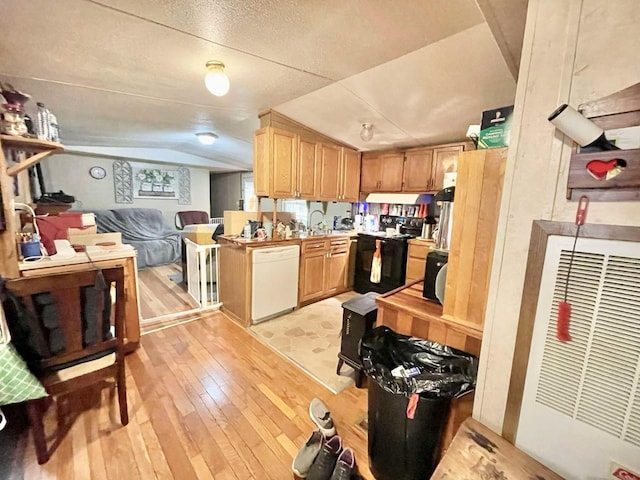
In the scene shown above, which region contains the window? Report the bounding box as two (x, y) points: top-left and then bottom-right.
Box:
(282, 199), (308, 225)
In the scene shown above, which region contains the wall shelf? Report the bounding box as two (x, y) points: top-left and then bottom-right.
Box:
(0, 134), (65, 177)
(566, 82), (640, 201)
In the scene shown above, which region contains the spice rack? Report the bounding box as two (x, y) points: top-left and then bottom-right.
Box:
(566, 82), (640, 201)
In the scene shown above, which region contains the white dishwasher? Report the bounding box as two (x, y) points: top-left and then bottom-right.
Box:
(251, 245), (300, 324)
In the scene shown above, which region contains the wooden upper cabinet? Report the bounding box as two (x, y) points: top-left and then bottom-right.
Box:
(340, 147), (361, 202)
(318, 143), (341, 200)
(271, 128), (297, 198)
(360, 153), (381, 192)
(403, 148), (434, 192)
(432, 145), (464, 192)
(379, 153), (405, 192)
(297, 137), (318, 199)
(253, 128), (270, 196)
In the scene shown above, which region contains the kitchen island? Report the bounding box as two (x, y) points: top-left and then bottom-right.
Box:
(217, 232), (356, 327)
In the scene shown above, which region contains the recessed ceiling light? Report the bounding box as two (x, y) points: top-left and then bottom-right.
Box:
(204, 60), (230, 96)
(196, 132), (218, 145)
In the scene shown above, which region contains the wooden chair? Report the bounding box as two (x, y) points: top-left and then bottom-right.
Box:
(5, 266), (128, 464)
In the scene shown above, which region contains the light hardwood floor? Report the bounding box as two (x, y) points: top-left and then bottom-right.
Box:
(137, 263), (199, 320)
(8, 311), (372, 479)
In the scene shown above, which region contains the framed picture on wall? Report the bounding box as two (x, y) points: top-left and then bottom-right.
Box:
(133, 167), (179, 199)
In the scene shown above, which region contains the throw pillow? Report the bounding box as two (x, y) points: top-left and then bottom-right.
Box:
(0, 343), (48, 406)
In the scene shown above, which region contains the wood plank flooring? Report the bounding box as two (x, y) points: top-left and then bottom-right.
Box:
(137, 263), (199, 320)
(7, 312), (373, 479)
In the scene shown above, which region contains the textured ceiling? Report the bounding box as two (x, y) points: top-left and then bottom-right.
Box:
(0, 0), (523, 171)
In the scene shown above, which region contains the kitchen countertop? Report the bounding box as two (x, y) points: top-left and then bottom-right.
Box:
(217, 231), (356, 248)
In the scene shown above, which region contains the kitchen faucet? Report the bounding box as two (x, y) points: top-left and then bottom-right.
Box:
(308, 209), (325, 230)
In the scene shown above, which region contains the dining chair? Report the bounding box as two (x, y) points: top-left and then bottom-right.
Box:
(4, 266), (128, 464)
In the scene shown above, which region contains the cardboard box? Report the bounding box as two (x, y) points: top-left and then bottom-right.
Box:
(478, 105), (514, 149)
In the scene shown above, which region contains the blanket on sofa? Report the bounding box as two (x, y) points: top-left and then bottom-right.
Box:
(89, 208), (181, 269)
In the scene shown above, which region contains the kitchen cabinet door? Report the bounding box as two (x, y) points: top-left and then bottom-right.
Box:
(271, 128), (297, 198)
(253, 128), (270, 196)
(405, 242), (431, 284)
(432, 145), (464, 192)
(360, 153), (381, 192)
(318, 143), (341, 201)
(325, 250), (348, 294)
(340, 147), (361, 202)
(403, 148), (434, 192)
(297, 137), (318, 199)
(379, 153), (405, 192)
(300, 248), (326, 303)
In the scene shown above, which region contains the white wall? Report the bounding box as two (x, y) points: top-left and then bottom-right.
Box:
(41, 153), (211, 227)
(475, 0), (640, 436)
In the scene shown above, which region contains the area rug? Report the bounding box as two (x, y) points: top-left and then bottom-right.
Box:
(250, 291), (359, 394)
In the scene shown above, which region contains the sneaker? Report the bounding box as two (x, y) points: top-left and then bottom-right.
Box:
(329, 448), (355, 480)
(307, 435), (342, 480)
(309, 398), (336, 436)
(292, 430), (324, 478)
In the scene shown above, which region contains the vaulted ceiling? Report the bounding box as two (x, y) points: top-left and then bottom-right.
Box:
(0, 0), (527, 171)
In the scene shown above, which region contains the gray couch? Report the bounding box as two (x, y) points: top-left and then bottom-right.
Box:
(89, 208), (181, 269)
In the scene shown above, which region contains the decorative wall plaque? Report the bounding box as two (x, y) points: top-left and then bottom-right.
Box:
(113, 160), (133, 204)
(177, 167), (191, 205)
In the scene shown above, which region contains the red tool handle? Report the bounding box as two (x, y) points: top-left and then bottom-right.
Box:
(575, 195), (589, 226)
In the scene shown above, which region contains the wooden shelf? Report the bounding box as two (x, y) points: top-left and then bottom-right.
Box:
(0, 134), (64, 152)
(1, 135), (65, 177)
(566, 82), (640, 201)
(567, 147), (640, 200)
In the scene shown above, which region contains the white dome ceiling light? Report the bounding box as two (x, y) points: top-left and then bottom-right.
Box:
(196, 132), (218, 145)
(204, 60), (230, 97)
(360, 123), (374, 142)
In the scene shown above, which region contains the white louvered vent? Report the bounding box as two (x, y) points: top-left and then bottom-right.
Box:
(535, 250), (640, 446)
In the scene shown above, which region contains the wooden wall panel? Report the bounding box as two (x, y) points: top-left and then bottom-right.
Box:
(442, 148), (507, 333)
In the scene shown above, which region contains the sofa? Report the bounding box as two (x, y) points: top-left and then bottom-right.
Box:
(88, 208), (181, 269)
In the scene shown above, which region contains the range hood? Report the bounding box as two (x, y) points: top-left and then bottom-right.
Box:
(365, 193), (432, 204)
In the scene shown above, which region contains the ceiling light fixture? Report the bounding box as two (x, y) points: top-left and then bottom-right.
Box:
(360, 123), (374, 142)
(204, 60), (230, 96)
(196, 132), (218, 145)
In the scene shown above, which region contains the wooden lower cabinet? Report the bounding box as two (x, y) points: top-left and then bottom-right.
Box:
(299, 237), (352, 304)
(300, 242), (326, 302)
(405, 240), (433, 284)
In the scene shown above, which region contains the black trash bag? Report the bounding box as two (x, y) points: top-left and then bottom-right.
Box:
(360, 325), (478, 398)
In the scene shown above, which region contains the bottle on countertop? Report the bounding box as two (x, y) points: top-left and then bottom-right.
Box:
(243, 221), (252, 240)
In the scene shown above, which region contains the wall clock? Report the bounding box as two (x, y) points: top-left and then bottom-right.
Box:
(89, 166), (107, 179)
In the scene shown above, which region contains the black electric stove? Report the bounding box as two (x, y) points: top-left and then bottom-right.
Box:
(354, 231), (413, 294)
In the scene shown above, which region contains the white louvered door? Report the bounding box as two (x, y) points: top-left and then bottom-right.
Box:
(516, 235), (640, 479)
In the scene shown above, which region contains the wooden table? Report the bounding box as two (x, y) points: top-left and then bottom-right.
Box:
(19, 245), (141, 352)
(432, 418), (564, 479)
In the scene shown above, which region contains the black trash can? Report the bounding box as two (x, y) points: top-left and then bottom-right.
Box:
(337, 292), (379, 388)
(360, 326), (478, 480)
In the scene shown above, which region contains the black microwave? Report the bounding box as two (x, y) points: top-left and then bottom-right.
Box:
(422, 251), (448, 303)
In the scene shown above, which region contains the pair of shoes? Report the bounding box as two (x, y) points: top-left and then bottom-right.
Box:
(307, 436), (356, 480)
(292, 430), (325, 478)
(309, 398), (336, 436)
